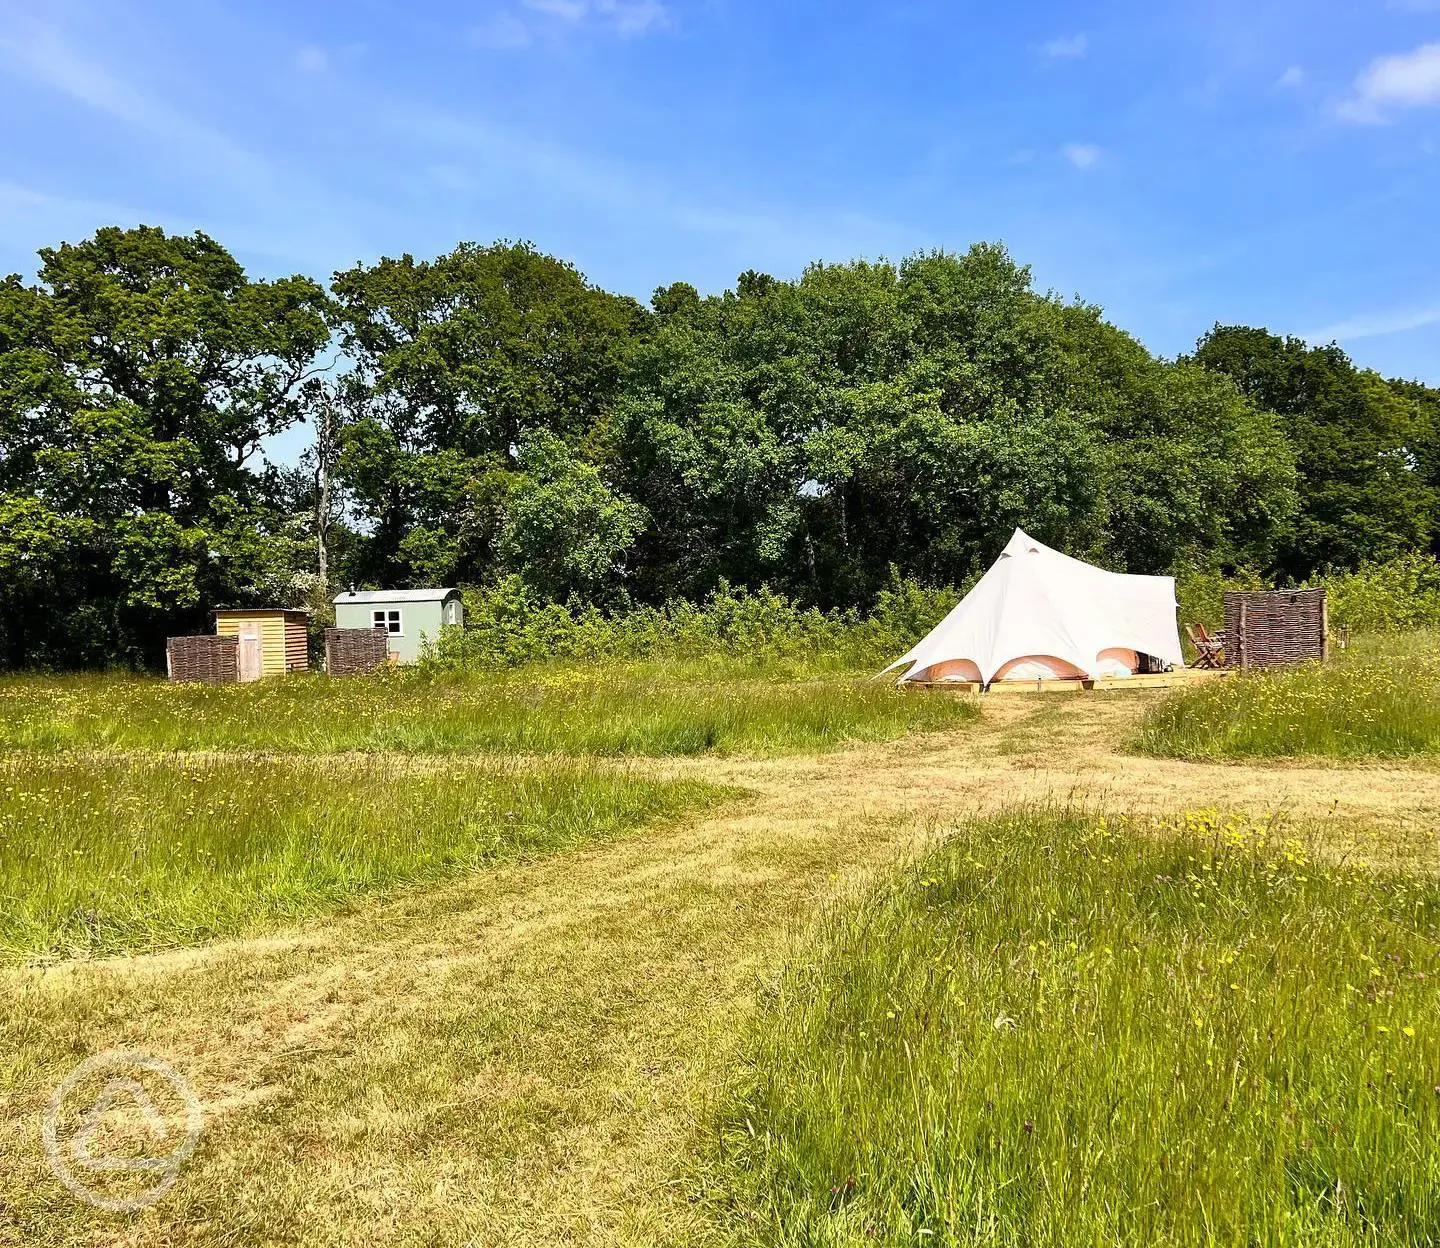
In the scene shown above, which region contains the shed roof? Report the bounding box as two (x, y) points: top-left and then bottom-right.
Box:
(333, 588), (460, 605)
(214, 607), (310, 617)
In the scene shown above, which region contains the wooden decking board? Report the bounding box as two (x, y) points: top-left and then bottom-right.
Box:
(902, 668), (1235, 695)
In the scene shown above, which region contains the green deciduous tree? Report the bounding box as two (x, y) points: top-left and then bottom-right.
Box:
(4, 224), (1431, 672)
(619, 245), (1299, 606)
(330, 241), (647, 586)
(0, 226), (330, 667)
(498, 432), (648, 601)
(1193, 326), (1435, 577)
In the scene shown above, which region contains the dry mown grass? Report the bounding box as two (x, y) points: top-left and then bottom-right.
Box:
(3, 692), (1440, 1245)
(0, 753), (728, 960)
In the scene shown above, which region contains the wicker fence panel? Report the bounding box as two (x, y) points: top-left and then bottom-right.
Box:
(1223, 588), (1328, 669)
(325, 627), (391, 676)
(167, 634), (239, 684)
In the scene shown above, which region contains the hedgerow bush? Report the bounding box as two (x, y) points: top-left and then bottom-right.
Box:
(423, 574), (960, 673)
(1175, 554), (1440, 636)
(1173, 565), (1268, 632)
(422, 553), (1440, 676)
(1317, 553), (1440, 634)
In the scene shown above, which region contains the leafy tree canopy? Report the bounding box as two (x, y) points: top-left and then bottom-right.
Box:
(0, 226), (330, 667)
(3, 226), (1438, 672)
(330, 241), (646, 585)
(618, 245), (1299, 604)
(1193, 325), (1435, 576)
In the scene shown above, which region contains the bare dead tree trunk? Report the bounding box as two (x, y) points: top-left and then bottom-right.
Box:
(314, 393), (335, 590)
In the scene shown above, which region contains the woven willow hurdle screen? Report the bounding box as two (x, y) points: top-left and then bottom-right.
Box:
(325, 627), (391, 675)
(167, 634), (239, 684)
(1223, 588), (1328, 669)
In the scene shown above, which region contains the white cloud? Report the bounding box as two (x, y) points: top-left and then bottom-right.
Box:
(0, 180), (153, 251)
(469, 13), (533, 49)
(1061, 142), (1102, 169)
(1305, 305), (1440, 342)
(1337, 42), (1440, 123)
(1276, 65), (1303, 88)
(511, 0), (671, 38)
(386, 102), (906, 262)
(1040, 33), (1088, 60)
(0, 19), (377, 270)
(523, 0), (588, 17)
(294, 46), (328, 72)
(602, 0), (669, 37)
(0, 20), (271, 186)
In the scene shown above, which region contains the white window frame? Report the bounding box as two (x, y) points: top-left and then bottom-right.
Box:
(372, 608), (404, 636)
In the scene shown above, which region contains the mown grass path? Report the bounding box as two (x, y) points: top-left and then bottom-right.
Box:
(4, 694), (1440, 1246)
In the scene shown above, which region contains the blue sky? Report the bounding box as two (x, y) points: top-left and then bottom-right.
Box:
(2, 0), (1439, 392)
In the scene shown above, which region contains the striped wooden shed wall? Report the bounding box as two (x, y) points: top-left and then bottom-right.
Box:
(213, 609), (310, 681)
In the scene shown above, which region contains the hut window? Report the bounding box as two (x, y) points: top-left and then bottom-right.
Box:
(373, 609), (403, 635)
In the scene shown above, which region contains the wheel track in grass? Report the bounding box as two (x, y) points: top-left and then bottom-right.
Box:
(3, 693), (1440, 1246)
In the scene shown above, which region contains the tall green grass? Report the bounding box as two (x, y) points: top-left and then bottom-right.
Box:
(0, 754), (725, 959)
(717, 808), (1440, 1246)
(1134, 656), (1440, 759)
(0, 667), (976, 757)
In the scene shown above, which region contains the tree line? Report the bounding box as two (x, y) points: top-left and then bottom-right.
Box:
(2, 224), (1437, 669)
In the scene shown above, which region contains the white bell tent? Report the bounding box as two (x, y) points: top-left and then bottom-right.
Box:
(884, 529), (1185, 685)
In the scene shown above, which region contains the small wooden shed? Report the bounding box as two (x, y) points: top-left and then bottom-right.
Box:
(213, 609), (310, 681)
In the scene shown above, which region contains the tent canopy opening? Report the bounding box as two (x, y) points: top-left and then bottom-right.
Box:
(884, 529), (1184, 685)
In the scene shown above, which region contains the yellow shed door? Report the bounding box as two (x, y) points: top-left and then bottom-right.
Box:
(237, 621), (263, 682)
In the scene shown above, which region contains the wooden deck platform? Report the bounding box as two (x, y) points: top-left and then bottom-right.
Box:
(903, 669), (1233, 695)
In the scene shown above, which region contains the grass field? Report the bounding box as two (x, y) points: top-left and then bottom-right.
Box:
(0, 664), (977, 757)
(4, 650), (1440, 1246)
(0, 753), (725, 960)
(715, 806), (1440, 1246)
(1134, 652), (1440, 759)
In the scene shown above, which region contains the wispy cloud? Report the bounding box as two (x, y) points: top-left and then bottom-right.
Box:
(385, 102), (907, 262)
(1040, 33), (1088, 60)
(524, 0), (589, 17)
(294, 46), (329, 73)
(0, 18), (376, 270)
(0, 180), (155, 264)
(1337, 42), (1440, 123)
(1305, 305), (1440, 342)
(472, 0), (671, 49)
(1276, 65), (1303, 89)
(1061, 142), (1102, 170)
(0, 19), (271, 186)
(602, 0), (670, 37)
(468, 13), (533, 50)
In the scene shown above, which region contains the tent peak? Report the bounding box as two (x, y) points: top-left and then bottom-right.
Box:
(1000, 527), (1043, 558)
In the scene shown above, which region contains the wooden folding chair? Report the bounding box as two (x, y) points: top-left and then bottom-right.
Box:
(1185, 623), (1225, 669)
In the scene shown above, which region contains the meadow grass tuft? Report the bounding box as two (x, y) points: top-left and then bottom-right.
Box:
(1133, 655), (1440, 759)
(717, 807), (1440, 1246)
(0, 753), (727, 959)
(0, 665), (977, 757)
